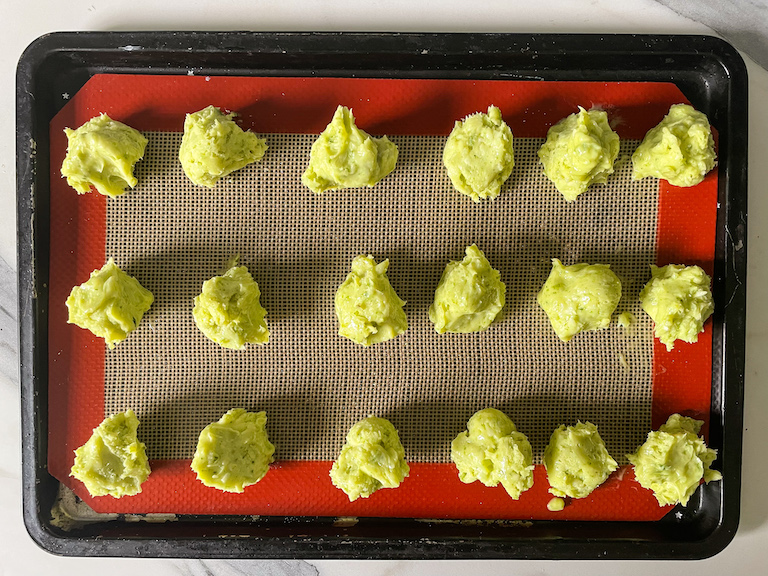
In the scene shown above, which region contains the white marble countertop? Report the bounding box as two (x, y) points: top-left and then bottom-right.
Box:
(3, 1), (768, 574)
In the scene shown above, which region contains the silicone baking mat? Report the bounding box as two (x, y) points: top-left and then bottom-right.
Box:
(47, 75), (716, 520)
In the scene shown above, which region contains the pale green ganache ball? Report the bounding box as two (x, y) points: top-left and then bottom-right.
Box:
(191, 408), (276, 493)
(632, 103), (716, 187)
(538, 107), (619, 201)
(70, 410), (150, 498)
(451, 408), (534, 499)
(66, 258), (154, 349)
(193, 264), (269, 350)
(61, 113), (148, 198)
(429, 244), (506, 333)
(334, 255), (407, 346)
(628, 414), (721, 507)
(330, 416), (410, 501)
(179, 105), (268, 187)
(547, 497), (566, 511)
(302, 105), (398, 193)
(544, 421), (618, 499)
(639, 264), (714, 351)
(443, 105), (515, 202)
(536, 258), (622, 341)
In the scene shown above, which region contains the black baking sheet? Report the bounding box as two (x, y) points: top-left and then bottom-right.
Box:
(16, 32), (747, 559)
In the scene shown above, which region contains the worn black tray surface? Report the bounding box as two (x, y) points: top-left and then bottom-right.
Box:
(17, 32), (747, 559)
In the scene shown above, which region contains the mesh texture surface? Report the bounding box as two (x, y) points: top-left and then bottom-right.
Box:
(104, 133), (657, 464)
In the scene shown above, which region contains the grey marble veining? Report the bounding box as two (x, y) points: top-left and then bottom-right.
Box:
(173, 560), (319, 576)
(3, 1), (768, 573)
(654, 0), (768, 69)
(0, 254), (17, 385)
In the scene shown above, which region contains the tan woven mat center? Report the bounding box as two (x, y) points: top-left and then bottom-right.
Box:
(105, 134), (656, 464)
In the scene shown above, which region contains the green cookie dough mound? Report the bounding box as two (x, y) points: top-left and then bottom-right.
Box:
(61, 114), (148, 198)
(639, 264), (714, 351)
(334, 255), (407, 346)
(443, 105), (515, 202)
(301, 105), (398, 193)
(179, 105), (268, 188)
(330, 416), (410, 501)
(429, 245), (506, 333)
(627, 414), (721, 507)
(538, 107), (620, 202)
(632, 104), (716, 187)
(66, 258), (154, 349)
(191, 409), (276, 493)
(193, 264), (269, 350)
(618, 311), (635, 329)
(70, 410), (150, 498)
(450, 408), (534, 499)
(544, 421), (618, 499)
(537, 259), (622, 341)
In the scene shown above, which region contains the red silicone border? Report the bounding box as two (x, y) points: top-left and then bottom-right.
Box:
(48, 74), (714, 520)
(651, 174), (718, 433)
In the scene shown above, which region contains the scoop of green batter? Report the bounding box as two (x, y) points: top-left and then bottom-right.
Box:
(537, 259), (622, 341)
(191, 408), (276, 493)
(193, 263), (269, 349)
(628, 414), (721, 506)
(429, 245), (506, 333)
(443, 105), (515, 202)
(639, 264), (714, 351)
(330, 416), (410, 501)
(451, 408), (534, 499)
(66, 258), (154, 349)
(538, 107), (619, 202)
(334, 255), (407, 346)
(70, 410), (151, 498)
(544, 421), (618, 499)
(632, 104), (716, 187)
(179, 105), (268, 188)
(61, 114), (148, 198)
(301, 105), (398, 193)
